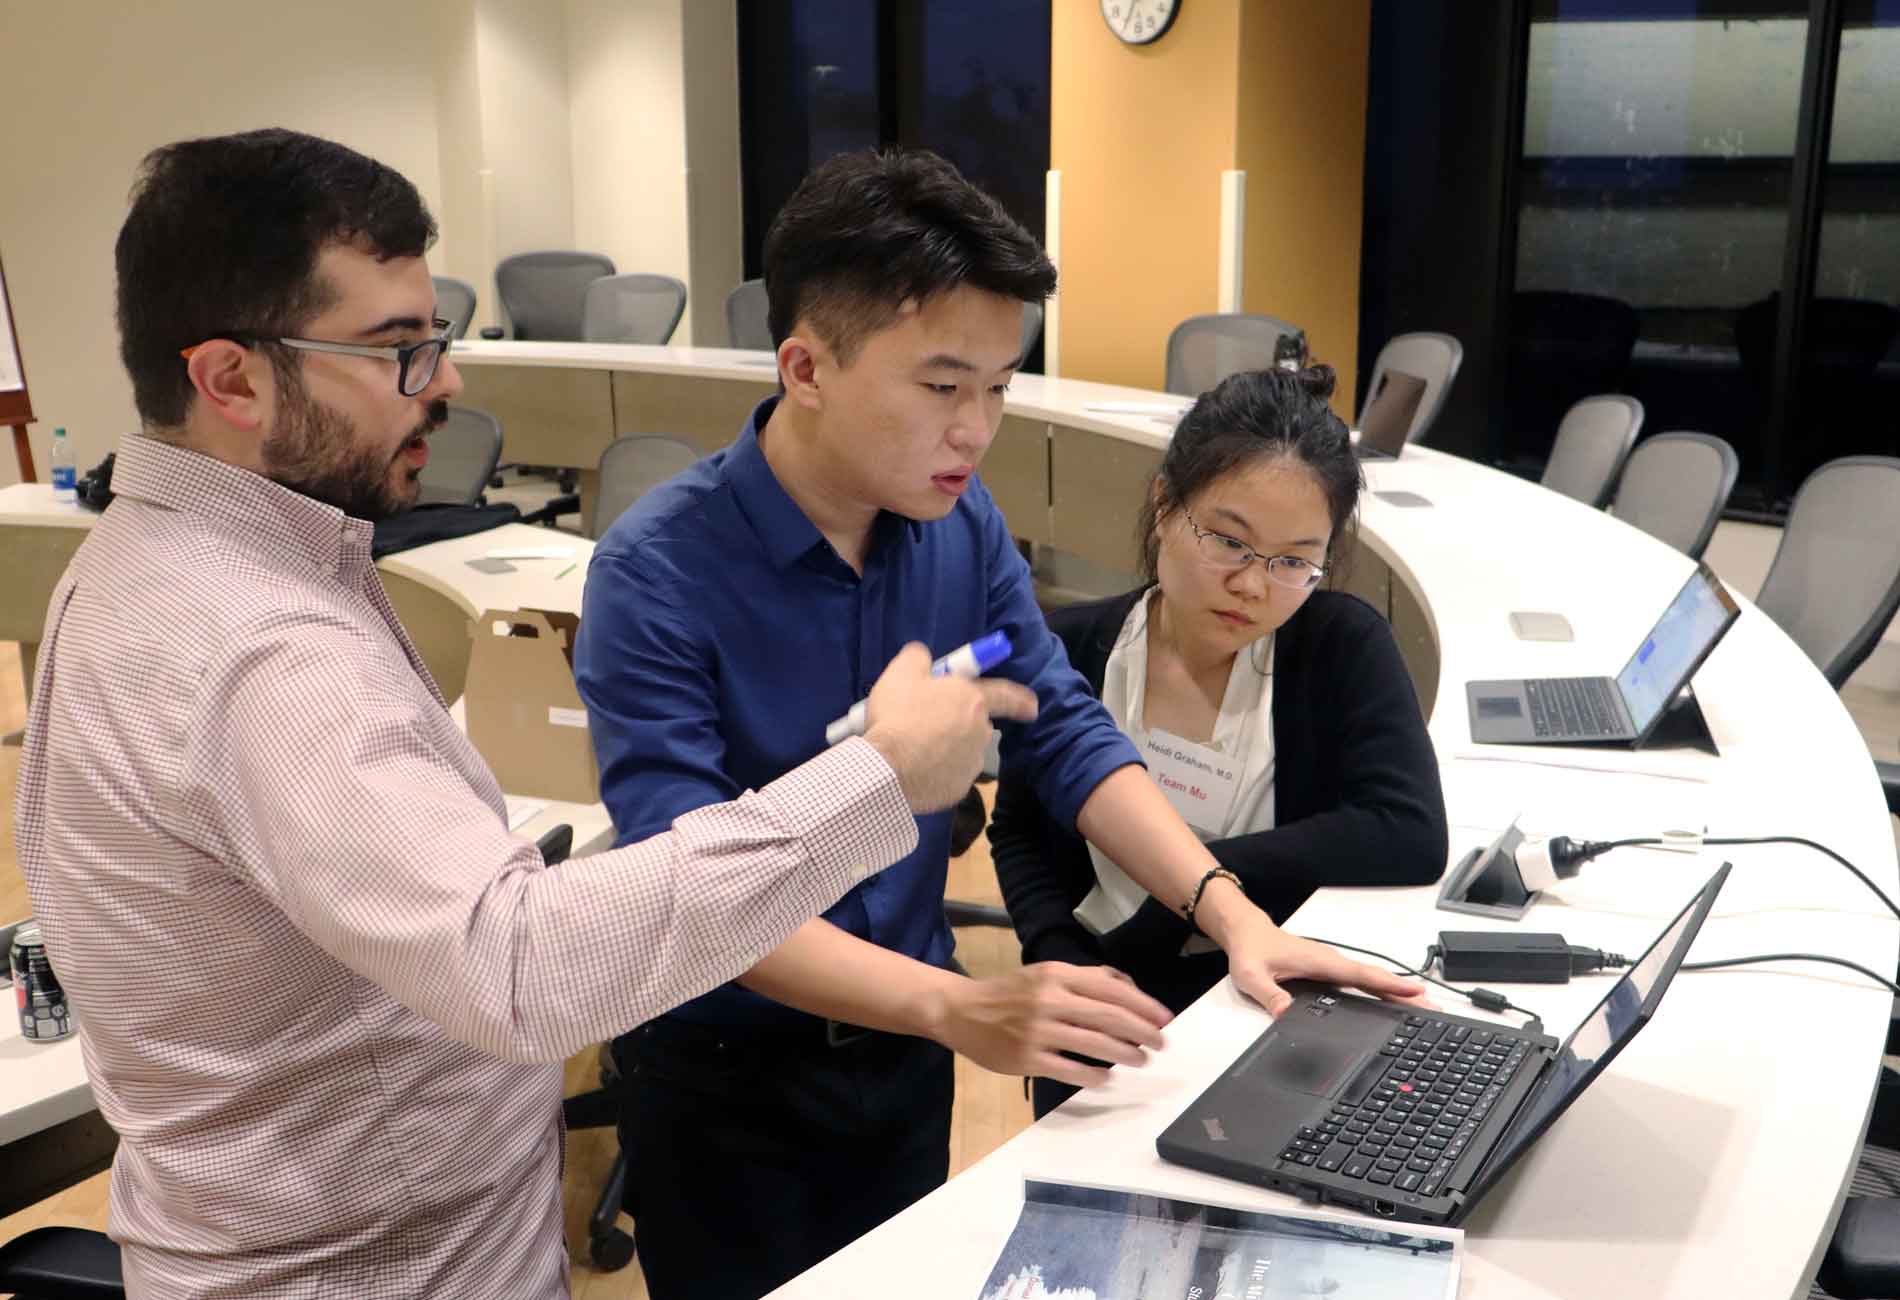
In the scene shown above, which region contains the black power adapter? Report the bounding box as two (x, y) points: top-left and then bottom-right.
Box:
(1430, 931), (1627, 984)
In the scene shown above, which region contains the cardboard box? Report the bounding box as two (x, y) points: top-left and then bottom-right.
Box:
(465, 608), (599, 804)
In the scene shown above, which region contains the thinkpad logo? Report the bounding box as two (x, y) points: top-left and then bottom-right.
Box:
(1202, 1117), (1228, 1142)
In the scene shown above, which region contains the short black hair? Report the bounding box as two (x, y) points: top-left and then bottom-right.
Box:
(762, 148), (1056, 363)
(116, 128), (437, 429)
(1137, 364), (1362, 582)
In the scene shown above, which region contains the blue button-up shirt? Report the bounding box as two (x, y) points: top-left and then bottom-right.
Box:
(574, 397), (1142, 1027)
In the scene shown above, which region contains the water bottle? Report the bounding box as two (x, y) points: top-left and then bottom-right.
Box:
(49, 426), (76, 504)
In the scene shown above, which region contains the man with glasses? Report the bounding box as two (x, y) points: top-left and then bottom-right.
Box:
(15, 128), (1032, 1299)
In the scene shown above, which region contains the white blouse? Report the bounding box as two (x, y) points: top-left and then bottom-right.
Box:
(1075, 590), (1278, 950)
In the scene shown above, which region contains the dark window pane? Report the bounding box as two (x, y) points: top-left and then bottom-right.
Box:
(739, 1), (1051, 367)
(895, 1), (1050, 239)
(1799, 3), (1900, 489)
(739, 2), (881, 279)
(1510, 4), (1808, 503)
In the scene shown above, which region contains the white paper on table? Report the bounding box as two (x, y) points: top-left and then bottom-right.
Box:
(503, 796), (549, 831)
(482, 546), (573, 561)
(1439, 750), (1711, 844)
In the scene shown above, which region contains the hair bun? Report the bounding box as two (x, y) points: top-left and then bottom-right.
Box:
(1295, 361), (1337, 402)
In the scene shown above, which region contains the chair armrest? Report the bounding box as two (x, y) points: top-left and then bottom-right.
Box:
(535, 823), (574, 867)
(1878, 759), (1900, 817)
(0, 1226), (125, 1299)
(518, 493), (581, 528)
(944, 900), (1011, 929)
(479, 326), (505, 341)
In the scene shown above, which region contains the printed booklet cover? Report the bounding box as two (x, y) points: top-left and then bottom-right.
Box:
(978, 1178), (1461, 1300)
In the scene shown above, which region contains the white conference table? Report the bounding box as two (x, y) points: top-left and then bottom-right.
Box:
(0, 518), (613, 1149)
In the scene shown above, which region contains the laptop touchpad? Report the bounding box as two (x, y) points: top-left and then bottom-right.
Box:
(1477, 695), (1523, 719)
(1235, 1027), (1366, 1097)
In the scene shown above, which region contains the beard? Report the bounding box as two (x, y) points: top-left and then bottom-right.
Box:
(262, 363), (447, 522)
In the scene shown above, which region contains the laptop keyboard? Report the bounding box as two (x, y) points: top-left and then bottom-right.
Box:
(1278, 1015), (1533, 1199)
(1524, 677), (1622, 738)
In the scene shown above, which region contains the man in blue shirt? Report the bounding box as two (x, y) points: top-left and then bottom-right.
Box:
(574, 148), (1419, 1299)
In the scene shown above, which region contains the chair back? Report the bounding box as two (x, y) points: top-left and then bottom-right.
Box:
(1362, 331), (1463, 444)
(1164, 313), (1303, 397)
(432, 276), (478, 340)
(593, 434), (704, 539)
(1754, 456), (1900, 690)
(416, 406), (504, 506)
(1611, 432), (1738, 560)
(1540, 394), (1644, 507)
(1019, 301), (1045, 367)
(582, 274), (688, 345)
(495, 250), (615, 340)
(0, 1225), (126, 1300)
(725, 278), (772, 351)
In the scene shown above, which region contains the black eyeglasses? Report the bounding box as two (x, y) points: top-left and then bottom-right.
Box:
(1183, 510), (1327, 591)
(180, 318), (454, 397)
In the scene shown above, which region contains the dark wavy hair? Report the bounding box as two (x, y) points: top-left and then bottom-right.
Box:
(762, 148), (1055, 363)
(1136, 364), (1362, 583)
(116, 128), (437, 430)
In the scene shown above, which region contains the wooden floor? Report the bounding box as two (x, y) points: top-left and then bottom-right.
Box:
(0, 642), (1032, 1298)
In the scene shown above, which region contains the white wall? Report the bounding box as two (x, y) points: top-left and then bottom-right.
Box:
(434, 0), (493, 329)
(565, 0), (693, 339)
(563, 0), (744, 347)
(0, 1), (449, 482)
(0, 0), (741, 486)
(475, 0), (578, 270)
(681, 0), (744, 348)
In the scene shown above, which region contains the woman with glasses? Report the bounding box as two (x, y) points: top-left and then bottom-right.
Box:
(990, 363), (1449, 1118)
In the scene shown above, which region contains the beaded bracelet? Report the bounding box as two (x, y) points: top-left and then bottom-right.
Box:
(1181, 867), (1242, 928)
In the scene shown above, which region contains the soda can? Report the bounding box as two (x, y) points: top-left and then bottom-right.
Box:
(10, 922), (76, 1042)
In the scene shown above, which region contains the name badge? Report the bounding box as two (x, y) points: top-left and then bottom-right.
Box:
(1141, 728), (1241, 840)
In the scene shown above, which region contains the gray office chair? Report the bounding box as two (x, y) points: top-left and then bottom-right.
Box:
(1752, 456), (1900, 691)
(1821, 1064), (1900, 1298)
(1019, 301), (1045, 367)
(725, 278), (772, 351)
(431, 276), (478, 341)
(1362, 332), (1463, 445)
(1609, 432), (1738, 561)
(591, 434), (703, 539)
(493, 250), (615, 341)
(581, 274), (688, 345)
(416, 406), (504, 506)
(1539, 394), (1644, 508)
(1164, 313), (1303, 398)
(0, 1226), (123, 1298)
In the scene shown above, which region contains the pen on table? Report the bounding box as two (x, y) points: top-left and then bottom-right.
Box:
(555, 563), (576, 579)
(824, 631), (1014, 746)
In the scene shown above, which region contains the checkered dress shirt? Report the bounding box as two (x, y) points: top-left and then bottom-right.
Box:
(15, 435), (916, 1299)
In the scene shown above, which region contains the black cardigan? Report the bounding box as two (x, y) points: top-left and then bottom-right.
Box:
(990, 587), (1448, 1008)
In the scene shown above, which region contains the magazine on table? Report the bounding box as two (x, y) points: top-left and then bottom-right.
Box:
(978, 1177), (1461, 1300)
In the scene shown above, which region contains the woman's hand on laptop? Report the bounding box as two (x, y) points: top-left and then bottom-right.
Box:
(1196, 881), (1426, 1016)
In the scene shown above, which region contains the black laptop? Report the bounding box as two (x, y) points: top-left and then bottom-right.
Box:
(1156, 865), (1729, 1226)
(1353, 370), (1428, 460)
(1466, 561), (1740, 746)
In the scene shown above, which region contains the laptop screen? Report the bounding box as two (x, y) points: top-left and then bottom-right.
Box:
(1358, 369), (1428, 451)
(1473, 865), (1729, 1193)
(1614, 565), (1738, 732)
